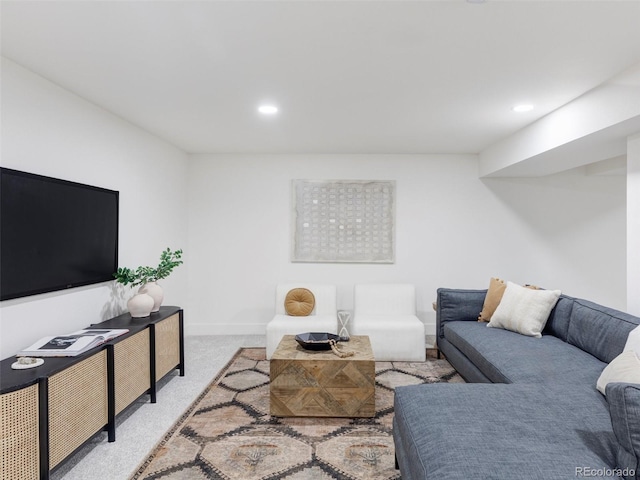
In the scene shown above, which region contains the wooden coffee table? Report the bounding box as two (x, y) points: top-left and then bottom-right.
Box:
(270, 335), (375, 417)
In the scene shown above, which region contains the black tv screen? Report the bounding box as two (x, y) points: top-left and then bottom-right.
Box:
(1, 168), (119, 301)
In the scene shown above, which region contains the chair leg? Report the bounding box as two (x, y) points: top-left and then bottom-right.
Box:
(395, 453), (399, 470)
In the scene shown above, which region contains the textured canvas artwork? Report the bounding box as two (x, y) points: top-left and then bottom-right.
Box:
(291, 180), (395, 263)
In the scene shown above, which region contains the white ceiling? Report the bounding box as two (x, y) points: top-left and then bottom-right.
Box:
(2, 0), (640, 155)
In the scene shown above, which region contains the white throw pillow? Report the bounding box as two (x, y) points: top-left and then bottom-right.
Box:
(597, 350), (640, 395)
(487, 282), (561, 338)
(624, 325), (640, 356)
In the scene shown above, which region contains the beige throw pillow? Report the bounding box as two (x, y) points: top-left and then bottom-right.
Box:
(479, 278), (546, 323)
(284, 288), (315, 316)
(487, 282), (561, 338)
(478, 277), (506, 322)
(597, 350), (640, 395)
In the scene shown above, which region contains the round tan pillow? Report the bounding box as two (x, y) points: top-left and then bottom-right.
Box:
(285, 288), (315, 316)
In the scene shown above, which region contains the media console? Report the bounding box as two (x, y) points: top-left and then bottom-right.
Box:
(0, 306), (184, 480)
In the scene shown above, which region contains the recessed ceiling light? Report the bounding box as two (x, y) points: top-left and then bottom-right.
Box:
(512, 104), (534, 112)
(258, 105), (278, 115)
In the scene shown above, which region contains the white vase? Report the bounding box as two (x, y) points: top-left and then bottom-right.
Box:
(139, 282), (164, 313)
(128, 293), (154, 318)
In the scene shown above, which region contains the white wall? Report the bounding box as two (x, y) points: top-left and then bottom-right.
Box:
(0, 58), (189, 359)
(628, 133), (640, 315)
(1, 57), (629, 359)
(187, 154), (626, 337)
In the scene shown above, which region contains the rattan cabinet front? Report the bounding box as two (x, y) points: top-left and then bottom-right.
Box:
(155, 313), (181, 381)
(0, 306), (184, 480)
(114, 329), (151, 415)
(0, 383), (39, 480)
(48, 350), (108, 468)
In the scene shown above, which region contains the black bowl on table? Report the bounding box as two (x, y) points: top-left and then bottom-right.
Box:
(295, 332), (341, 351)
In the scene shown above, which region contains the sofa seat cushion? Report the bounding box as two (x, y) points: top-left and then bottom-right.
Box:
(393, 383), (618, 480)
(444, 321), (606, 384)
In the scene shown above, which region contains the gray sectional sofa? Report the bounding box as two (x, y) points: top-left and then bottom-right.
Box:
(393, 288), (640, 479)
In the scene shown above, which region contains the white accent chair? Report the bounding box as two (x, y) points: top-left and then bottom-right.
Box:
(265, 284), (338, 359)
(351, 284), (426, 361)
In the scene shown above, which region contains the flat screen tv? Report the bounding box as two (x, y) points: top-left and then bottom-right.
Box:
(1, 168), (119, 301)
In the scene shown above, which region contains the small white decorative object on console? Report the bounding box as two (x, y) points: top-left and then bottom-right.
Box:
(11, 357), (44, 370)
(128, 293), (154, 318)
(139, 281), (164, 312)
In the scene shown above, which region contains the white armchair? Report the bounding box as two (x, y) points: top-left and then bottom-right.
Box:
(351, 284), (426, 361)
(265, 284), (338, 359)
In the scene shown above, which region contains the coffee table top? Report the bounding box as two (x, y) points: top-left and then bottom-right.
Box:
(272, 335), (374, 361)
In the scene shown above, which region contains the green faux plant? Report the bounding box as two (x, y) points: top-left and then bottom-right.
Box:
(113, 248), (183, 287)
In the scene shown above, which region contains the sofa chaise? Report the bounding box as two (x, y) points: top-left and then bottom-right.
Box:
(393, 287), (640, 479)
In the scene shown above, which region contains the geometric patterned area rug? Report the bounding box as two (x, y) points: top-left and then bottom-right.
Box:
(131, 348), (463, 480)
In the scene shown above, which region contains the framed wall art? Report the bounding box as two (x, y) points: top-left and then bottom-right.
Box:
(291, 179), (395, 263)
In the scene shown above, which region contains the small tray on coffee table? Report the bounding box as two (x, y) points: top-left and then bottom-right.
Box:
(294, 332), (341, 351)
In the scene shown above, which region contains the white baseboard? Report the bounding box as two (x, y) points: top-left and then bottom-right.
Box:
(424, 320), (436, 336)
(186, 323), (267, 336)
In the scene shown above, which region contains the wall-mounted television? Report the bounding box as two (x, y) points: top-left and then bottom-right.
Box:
(1, 168), (119, 301)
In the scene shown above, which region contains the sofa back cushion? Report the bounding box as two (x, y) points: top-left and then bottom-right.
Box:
(567, 299), (640, 364)
(542, 295), (574, 341)
(436, 288), (487, 338)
